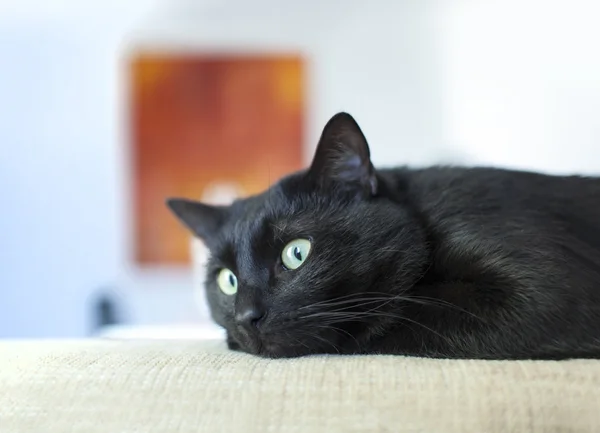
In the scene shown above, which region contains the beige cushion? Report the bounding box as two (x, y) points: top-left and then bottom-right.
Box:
(1, 339), (599, 432)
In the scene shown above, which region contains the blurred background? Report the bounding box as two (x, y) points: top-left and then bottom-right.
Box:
(1, 0), (599, 339)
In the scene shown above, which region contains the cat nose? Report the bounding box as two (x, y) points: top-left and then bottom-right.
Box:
(235, 307), (265, 330)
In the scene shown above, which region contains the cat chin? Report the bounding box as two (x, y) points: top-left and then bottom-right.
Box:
(227, 331), (331, 359)
(257, 343), (329, 359)
(257, 342), (304, 359)
(229, 337), (299, 358)
(235, 336), (363, 359)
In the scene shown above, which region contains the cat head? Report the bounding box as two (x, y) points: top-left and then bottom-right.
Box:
(167, 113), (428, 357)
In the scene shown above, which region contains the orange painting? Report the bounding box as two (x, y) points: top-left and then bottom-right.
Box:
(129, 53), (305, 265)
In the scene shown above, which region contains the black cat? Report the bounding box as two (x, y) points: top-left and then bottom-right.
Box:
(167, 112), (600, 359)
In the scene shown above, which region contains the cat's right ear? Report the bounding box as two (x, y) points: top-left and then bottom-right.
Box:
(307, 112), (377, 197)
(166, 198), (226, 242)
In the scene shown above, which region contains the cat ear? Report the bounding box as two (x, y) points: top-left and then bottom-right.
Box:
(166, 198), (226, 241)
(308, 112), (377, 196)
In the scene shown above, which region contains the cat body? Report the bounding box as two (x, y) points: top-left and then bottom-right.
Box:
(168, 113), (600, 359)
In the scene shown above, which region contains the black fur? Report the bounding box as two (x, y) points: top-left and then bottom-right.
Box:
(167, 112), (600, 359)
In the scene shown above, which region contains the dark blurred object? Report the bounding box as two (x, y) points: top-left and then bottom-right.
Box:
(91, 290), (124, 334)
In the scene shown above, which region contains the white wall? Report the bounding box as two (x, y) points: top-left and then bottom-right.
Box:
(1, 0), (599, 337)
(436, 0), (600, 174)
(311, 1), (449, 166)
(0, 1), (164, 337)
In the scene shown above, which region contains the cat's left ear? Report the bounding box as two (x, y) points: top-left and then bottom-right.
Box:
(308, 112), (377, 197)
(166, 198), (227, 243)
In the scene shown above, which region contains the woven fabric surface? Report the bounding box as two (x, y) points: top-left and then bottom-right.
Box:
(1, 339), (599, 433)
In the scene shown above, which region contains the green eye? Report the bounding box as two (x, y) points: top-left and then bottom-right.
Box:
(282, 239), (312, 270)
(217, 268), (238, 295)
